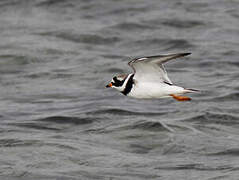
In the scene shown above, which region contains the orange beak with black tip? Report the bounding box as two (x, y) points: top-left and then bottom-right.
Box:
(106, 83), (112, 88)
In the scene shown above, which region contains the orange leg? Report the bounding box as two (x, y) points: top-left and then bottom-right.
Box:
(170, 94), (191, 101)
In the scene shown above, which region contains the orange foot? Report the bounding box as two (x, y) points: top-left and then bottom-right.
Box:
(170, 94), (191, 101)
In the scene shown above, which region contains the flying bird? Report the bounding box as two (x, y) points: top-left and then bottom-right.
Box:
(106, 53), (198, 101)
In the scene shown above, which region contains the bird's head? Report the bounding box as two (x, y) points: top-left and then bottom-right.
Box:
(106, 74), (128, 92)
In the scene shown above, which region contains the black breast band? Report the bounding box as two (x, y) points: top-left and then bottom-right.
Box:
(121, 74), (134, 96)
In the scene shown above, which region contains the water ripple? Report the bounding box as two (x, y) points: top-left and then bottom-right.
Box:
(183, 112), (239, 125)
(156, 164), (234, 171)
(127, 38), (194, 50)
(37, 116), (95, 125)
(109, 22), (154, 31)
(88, 108), (166, 116)
(162, 19), (205, 29)
(0, 139), (40, 147)
(129, 120), (170, 132)
(38, 32), (121, 45)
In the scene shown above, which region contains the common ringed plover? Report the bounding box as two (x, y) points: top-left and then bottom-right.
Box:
(106, 53), (198, 101)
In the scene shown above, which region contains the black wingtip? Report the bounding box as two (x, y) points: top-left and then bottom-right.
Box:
(186, 88), (200, 92)
(182, 52), (191, 56)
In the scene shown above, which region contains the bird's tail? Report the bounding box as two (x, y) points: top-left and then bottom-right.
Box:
(184, 88), (200, 93)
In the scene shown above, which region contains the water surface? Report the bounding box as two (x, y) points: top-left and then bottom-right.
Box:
(0, 0), (239, 179)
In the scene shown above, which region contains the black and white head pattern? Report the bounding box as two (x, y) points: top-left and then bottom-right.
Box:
(111, 74), (134, 95)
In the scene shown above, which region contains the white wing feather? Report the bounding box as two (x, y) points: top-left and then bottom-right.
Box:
(128, 53), (191, 84)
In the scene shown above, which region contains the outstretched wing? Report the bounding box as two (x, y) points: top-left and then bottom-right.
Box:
(128, 53), (191, 84)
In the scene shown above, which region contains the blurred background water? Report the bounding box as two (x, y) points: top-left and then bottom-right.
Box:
(0, 0), (239, 179)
